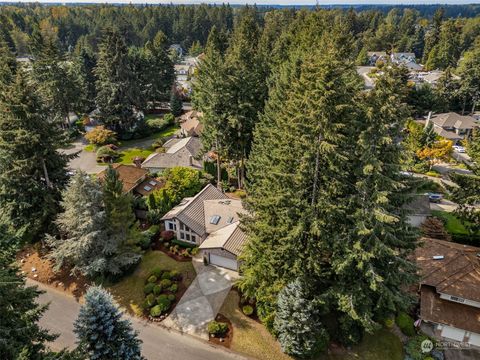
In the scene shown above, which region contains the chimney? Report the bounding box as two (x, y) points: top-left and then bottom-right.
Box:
(133, 157), (144, 168)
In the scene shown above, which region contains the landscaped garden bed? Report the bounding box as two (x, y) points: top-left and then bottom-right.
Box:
(107, 250), (195, 317)
(151, 231), (200, 262)
(208, 314), (233, 348)
(143, 267), (182, 321)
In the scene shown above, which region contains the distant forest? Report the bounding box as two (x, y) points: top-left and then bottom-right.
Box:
(1, 3), (480, 56)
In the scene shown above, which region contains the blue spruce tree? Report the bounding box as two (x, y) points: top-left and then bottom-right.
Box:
(74, 286), (144, 360)
(274, 278), (329, 358)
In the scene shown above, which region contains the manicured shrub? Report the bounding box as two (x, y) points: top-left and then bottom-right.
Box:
(145, 294), (156, 308)
(160, 230), (174, 241)
(396, 312), (415, 337)
(153, 285), (162, 296)
(147, 275), (157, 283)
(384, 318), (395, 328)
(242, 305), (254, 316)
(207, 321), (228, 337)
(405, 335), (432, 360)
(160, 279), (172, 288)
(161, 271), (171, 280)
(172, 238), (197, 248)
(169, 284), (178, 293)
(143, 283), (154, 295)
(150, 268), (163, 278)
(169, 270), (181, 280)
(156, 295), (171, 313)
(167, 294), (176, 302)
(150, 305), (163, 317)
(138, 234), (151, 250)
(191, 247), (199, 256)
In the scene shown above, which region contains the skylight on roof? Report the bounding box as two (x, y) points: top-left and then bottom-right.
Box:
(210, 215), (221, 225)
(144, 185), (152, 191)
(149, 180), (157, 186)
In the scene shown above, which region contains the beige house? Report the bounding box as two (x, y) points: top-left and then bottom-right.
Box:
(179, 110), (203, 137)
(426, 112), (478, 143)
(141, 137), (203, 173)
(161, 184), (247, 271)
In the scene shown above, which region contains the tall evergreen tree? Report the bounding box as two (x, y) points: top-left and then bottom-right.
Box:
(74, 286), (144, 360)
(102, 166), (141, 275)
(0, 226), (56, 359)
(0, 71), (69, 241)
(170, 90), (183, 117)
(457, 42), (480, 114)
(144, 31), (174, 105)
(95, 28), (137, 134)
(223, 7), (268, 188)
(0, 35), (15, 85)
(46, 172), (109, 277)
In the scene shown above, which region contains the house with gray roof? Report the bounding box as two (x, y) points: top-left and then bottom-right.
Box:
(161, 184), (247, 271)
(141, 137), (203, 173)
(426, 112), (478, 143)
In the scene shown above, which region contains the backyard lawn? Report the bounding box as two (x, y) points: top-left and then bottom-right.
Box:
(432, 210), (469, 235)
(220, 290), (403, 360)
(118, 124), (178, 148)
(107, 251), (195, 316)
(117, 148), (154, 165)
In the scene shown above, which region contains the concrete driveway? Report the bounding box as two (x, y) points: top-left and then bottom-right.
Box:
(61, 138), (104, 174)
(163, 258), (239, 340)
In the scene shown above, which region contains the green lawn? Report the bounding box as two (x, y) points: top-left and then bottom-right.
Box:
(219, 290), (403, 360)
(117, 148), (154, 165)
(107, 251), (195, 316)
(432, 210), (469, 235)
(84, 144), (95, 152)
(118, 124), (178, 148)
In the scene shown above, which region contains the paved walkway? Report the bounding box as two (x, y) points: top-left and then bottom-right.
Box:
(29, 279), (244, 360)
(163, 257), (239, 340)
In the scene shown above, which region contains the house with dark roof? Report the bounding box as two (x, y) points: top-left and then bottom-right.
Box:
(415, 238), (480, 346)
(426, 112), (478, 143)
(161, 184), (247, 271)
(97, 164), (163, 196)
(141, 137), (203, 173)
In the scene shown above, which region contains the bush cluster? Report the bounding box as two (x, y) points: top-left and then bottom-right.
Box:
(207, 321), (228, 337)
(396, 312), (416, 337)
(144, 268), (180, 317)
(242, 305), (254, 316)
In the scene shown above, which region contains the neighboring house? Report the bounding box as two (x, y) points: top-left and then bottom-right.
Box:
(169, 44), (184, 58)
(97, 164), (163, 196)
(179, 110), (203, 137)
(404, 195), (431, 227)
(426, 112), (478, 143)
(142, 137), (203, 173)
(367, 51), (387, 65)
(415, 238), (480, 347)
(161, 184), (248, 271)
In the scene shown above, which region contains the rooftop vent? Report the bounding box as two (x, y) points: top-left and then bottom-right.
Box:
(433, 255), (444, 260)
(226, 216), (234, 224)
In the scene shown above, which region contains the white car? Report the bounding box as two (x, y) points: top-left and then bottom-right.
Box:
(453, 145), (466, 153)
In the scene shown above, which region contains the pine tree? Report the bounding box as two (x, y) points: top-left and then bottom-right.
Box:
(193, 26), (230, 187)
(0, 225), (57, 359)
(457, 43), (480, 114)
(239, 34), (362, 330)
(421, 122), (437, 147)
(144, 31), (174, 105)
(74, 286), (144, 360)
(170, 90), (183, 117)
(0, 35), (15, 85)
(102, 166), (141, 275)
(95, 28), (137, 134)
(46, 171), (109, 277)
(274, 278), (329, 358)
(0, 71), (69, 241)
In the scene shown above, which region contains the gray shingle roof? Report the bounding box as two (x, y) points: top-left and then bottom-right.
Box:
(142, 137), (203, 170)
(199, 221), (247, 257)
(162, 184), (228, 237)
(430, 113), (477, 129)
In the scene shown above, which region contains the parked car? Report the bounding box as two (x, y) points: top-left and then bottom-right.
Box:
(453, 145), (466, 153)
(426, 192), (443, 203)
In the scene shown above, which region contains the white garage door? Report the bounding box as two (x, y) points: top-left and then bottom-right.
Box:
(441, 325), (466, 342)
(209, 254), (237, 270)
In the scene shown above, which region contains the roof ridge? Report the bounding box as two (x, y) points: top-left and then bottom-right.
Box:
(176, 183), (221, 216)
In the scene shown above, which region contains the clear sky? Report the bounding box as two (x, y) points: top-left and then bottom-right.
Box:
(3, 0), (480, 5)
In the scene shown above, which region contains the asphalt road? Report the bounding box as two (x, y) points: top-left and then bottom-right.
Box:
(29, 280), (245, 360)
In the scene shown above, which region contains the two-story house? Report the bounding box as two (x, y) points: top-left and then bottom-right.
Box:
(161, 184), (247, 271)
(426, 112), (478, 143)
(415, 238), (480, 347)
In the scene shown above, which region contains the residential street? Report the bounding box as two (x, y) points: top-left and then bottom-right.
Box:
(30, 279), (245, 360)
